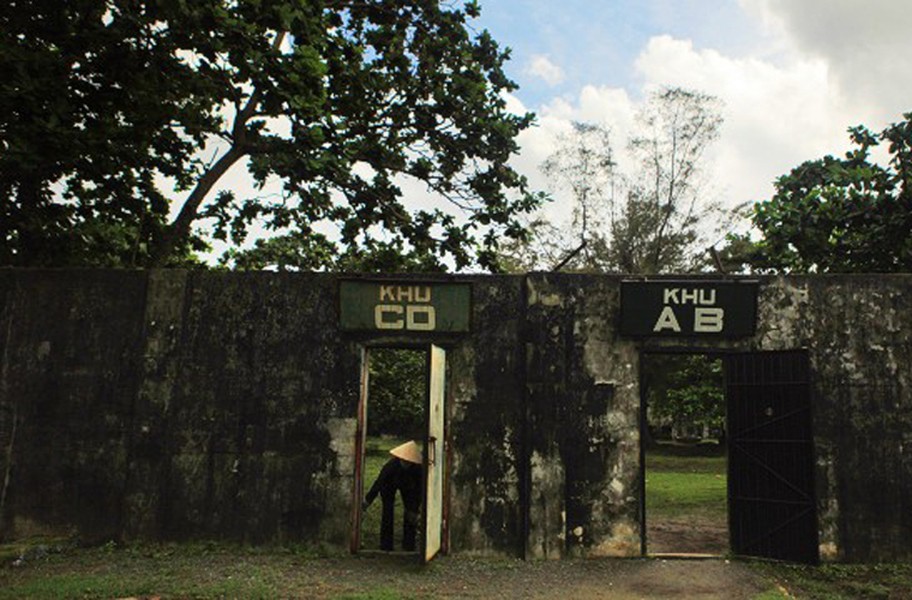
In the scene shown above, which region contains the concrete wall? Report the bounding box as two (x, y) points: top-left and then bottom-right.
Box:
(1, 270), (910, 562)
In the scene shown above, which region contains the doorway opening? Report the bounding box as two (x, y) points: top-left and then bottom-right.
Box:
(357, 347), (426, 554)
(641, 352), (728, 556)
(351, 345), (448, 562)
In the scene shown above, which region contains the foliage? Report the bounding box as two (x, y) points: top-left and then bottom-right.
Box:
(505, 87), (726, 273)
(368, 349), (425, 439)
(619, 87), (725, 273)
(0, 0), (541, 270)
(728, 112), (912, 273)
(645, 354), (724, 440)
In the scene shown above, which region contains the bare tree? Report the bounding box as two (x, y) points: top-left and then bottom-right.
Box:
(622, 87), (724, 273)
(539, 122), (618, 270)
(503, 87), (728, 274)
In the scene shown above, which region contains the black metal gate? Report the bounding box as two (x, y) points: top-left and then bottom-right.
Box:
(726, 350), (819, 564)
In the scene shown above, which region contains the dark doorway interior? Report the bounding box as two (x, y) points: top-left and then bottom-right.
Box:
(642, 353), (728, 556)
(359, 347), (427, 553)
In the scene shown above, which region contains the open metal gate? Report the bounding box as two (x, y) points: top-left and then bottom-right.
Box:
(726, 350), (819, 564)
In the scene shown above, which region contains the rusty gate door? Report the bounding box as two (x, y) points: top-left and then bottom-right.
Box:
(726, 350), (819, 564)
(423, 344), (446, 563)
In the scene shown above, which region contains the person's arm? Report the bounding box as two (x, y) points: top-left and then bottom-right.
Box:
(364, 459), (395, 507)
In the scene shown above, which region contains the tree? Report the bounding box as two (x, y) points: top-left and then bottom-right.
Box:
(644, 354), (724, 442)
(506, 87), (726, 274)
(615, 88), (725, 273)
(729, 113), (912, 273)
(367, 348), (425, 439)
(538, 122), (617, 270)
(0, 0), (541, 270)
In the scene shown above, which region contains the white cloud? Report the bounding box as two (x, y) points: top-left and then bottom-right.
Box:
(525, 55), (565, 86)
(508, 87), (639, 224)
(508, 29), (876, 239)
(633, 34), (853, 209)
(740, 0), (912, 125)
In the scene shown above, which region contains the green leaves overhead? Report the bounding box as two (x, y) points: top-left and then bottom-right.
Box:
(737, 113), (912, 273)
(1, 1), (539, 270)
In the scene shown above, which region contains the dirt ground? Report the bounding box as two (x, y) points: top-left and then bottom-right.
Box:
(0, 546), (781, 600)
(648, 515), (729, 555)
(7, 540), (912, 599)
(279, 553), (774, 599)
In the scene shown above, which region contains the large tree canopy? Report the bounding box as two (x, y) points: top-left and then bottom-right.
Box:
(0, 0), (540, 270)
(729, 113), (912, 273)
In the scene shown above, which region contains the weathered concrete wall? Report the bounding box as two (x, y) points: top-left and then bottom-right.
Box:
(447, 276), (525, 556)
(125, 271), (361, 543)
(0, 270), (361, 545)
(756, 276), (912, 562)
(524, 274), (640, 558)
(518, 274), (912, 561)
(0, 270), (147, 542)
(1, 270), (911, 562)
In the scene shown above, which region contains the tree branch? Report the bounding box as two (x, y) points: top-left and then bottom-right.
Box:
(151, 32), (287, 266)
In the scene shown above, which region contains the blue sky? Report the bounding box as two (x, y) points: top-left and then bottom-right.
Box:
(208, 1), (912, 266)
(477, 0), (765, 105)
(458, 0), (912, 237)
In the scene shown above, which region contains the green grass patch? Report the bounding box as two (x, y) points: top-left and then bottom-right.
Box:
(750, 588), (790, 600)
(645, 470), (727, 519)
(335, 588), (415, 600)
(646, 452), (726, 474)
(756, 562), (912, 599)
(645, 447), (727, 521)
(0, 547), (286, 600)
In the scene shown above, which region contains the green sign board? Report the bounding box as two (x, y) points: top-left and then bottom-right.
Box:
(339, 280), (471, 333)
(619, 280), (758, 338)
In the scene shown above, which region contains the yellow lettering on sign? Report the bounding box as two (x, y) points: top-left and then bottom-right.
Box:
(396, 286), (413, 302)
(377, 285), (432, 302)
(374, 304), (404, 329)
(406, 305), (436, 331)
(694, 307), (724, 332)
(373, 285), (436, 330)
(653, 306), (681, 332)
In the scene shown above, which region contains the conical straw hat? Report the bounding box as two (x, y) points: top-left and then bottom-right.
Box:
(389, 440), (422, 464)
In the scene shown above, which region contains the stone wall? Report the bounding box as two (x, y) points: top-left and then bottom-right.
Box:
(1, 270), (911, 562)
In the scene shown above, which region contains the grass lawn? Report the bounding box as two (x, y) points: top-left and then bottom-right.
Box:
(645, 443), (728, 521)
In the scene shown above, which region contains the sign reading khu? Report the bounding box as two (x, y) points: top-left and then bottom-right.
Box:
(339, 280), (471, 333)
(619, 281), (757, 338)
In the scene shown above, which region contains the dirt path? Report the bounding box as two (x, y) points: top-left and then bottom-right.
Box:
(648, 515), (729, 555)
(293, 554), (773, 599)
(1, 546), (778, 599)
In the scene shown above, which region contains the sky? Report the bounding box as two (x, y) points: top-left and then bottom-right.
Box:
(469, 0), (912, 238)
(204, 0), (912, 265)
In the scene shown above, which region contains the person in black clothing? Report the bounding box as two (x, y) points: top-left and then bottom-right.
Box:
(363, 440), (422, 551)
